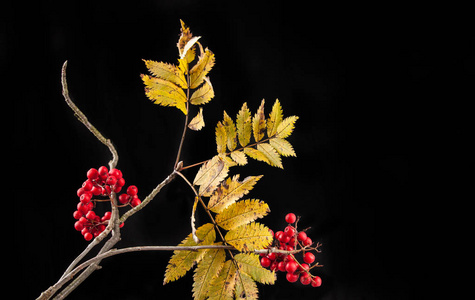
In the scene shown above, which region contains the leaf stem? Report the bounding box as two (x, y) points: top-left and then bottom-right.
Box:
(174, 74), (191, 170)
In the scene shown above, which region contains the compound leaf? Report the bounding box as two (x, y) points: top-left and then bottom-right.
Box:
(164, 223), (216, 284)
(215, 199), (270, 231)
(193, 156), (229, 197)
(224, 222), (272, 252)
(208, 175), (263, 214)
(208, 260), (237, 300)
(236, 103), (252, 147)
(234, 253), (276, 285)
(192, 246), (226, 300)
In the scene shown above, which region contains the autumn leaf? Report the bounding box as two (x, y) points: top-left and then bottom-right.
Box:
(234, 271), (259, 300)
(224, 222), (272, 252)
(215, 199), (270, 230)
(267, 99), (283, 137)
(192, 246), (226, 300)
(141, 74), (188, 115)
(216, 122), (227, 154)
(230, 150), (248, 166)
(256, 143), (283, 169)
(189, 49), (215, 89)
(190, 77), (214, 105)
(252, 99), (266, 143)
(193, 155), (229, 197)
(275, 116), (299, 139)
(234, 253), (276, 285)
(223, 111), (237, 151)
(164, 223), (216, 284)
(188, 107), (205, 131)
(208, 175), (263, 213)
(236, 103), (252, 147)
(269, 137), (296, 157)
(143, 60), (188, 89)
(208, 260), (237, 300)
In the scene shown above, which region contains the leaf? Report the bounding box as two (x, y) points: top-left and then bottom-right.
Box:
(193, 156), (229, 197)
(234, 272), (258, 300)
(236, 103), (252, 147)
(234, 253), (276, 285)
(215, 122), (227, 154)
(243, 148), (270, 165)
(223, 111), (237, 152)
(141, 74), (188, 115)
(230, 150), (248, 166)
(208, 260), (237, 300)
(143, 60), (188, 89)
(224, 222), (272, 252)
(181, 36), (201, 60)
(252, 99), (266, 142)
(190, 49), (215, 89)
(267, 99), (283, 137)
(192, 246), (226, 300)
(177, 20), (195, 63)
(275, 116), (299, 139)
(215, 199), (270, 230)
(208, 175), (263, 213)
(188, 107), (205, 131)
(257, 143), (283, 169)
(164, 223), (216, 284)
(269, 137), (296, 157)
(190, 77), (214, 105)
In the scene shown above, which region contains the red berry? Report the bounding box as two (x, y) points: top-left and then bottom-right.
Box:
(116, 177), (125, 187)
(303, 252), (315, 264)
(284, 226), (295, 237)
(280, 235), (291, 244)
(98, 166), (109, 178)
(87, 168), (99, 180)
(130, 197), (141, 207)
(118, 193), (130, 204)
(74, 221), (84, 231)
(303, 237), (313, 246)
(83, 232), (93, 241)
(285, 213), (296, 224)
(297, 231), (307, 242)
(127, 185), (138, 196)
(286, 272), (299, 283)
(299, 263), (310, 272)
(277, 261), (286, 272)
(109, 168), (122, 179)
(73, 210), (82, 219)
(260, 257), (271, 268)
(106, 175), (117, 186)
(300, 274), (312, 285)
(79, 192), (92, 204)
(82, 180), (93, 191)
(275, 231), (284, 242)
(77, 203), (91, 215)
(266, 252), (276, 261)
(102, 211), (112, 221)
(77, 187), (85, 197)
(91, 185), (102, 196)
(311, 276), (322, 287)
(285, 261), (298, 274)
(86, 211), (96, 220)
(270, 261), (279, 271)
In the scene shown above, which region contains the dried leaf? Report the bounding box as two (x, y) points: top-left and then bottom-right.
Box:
(234, 253), (276, 285)
(215, 199), (270, 230)
(143, 60), (188, 89)
(230, 150), (248, 166)
(252, 99), (266, 142)
(223, 111), (237, 151)
(208, 175), (263, 213)
(164, 223), (216, 284)
(193, 156), (229, 197)
(188, 108), (205, 131)
(275, 116), (299, 139)
(243, 148), (270, 165)
(208, 260), (237, 300)
(190, 77), (214, 105)
(177, 20), (195, 63)
(141, 74), (188, 115)
(269, 137), (296, 157)
(181, 36), (201, 60)
(192, 246), (226, 300)
(267, 99), (283, 137)
(225, 222), (272, 252)
(215, 122), (227, 154)
(234, 271), (258, 300)
(189, 49), (215, 89)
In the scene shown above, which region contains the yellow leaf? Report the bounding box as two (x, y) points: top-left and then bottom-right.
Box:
(267, 99), (283, 137)
(188, 107), (205, 131)
(252, 99), (266, 142)
(243, 148), (270, 165)
(215, 199), (270, 230)
(181, 36), (201, 60)
(234, 253), (276, 285)
(257, 143), (283, 169)
(234, 271), (258, 300)
(193, 156), (229, 197)
(189, 49), (215, 89)
(208, 175), (263, 213)
(192, 246), (226, 300)
(224, 222), (272, 252)
(141, 74), (188, 115)
(142, 60), (188, 89)
(230, 150), (248, 166)
(269, 137), (296, 157)
(236, 103), (252, 147)
(177, 20), (195, 63)
(215, 122), (227, 154)
(223, 111), (237, 151)
(190, 77), (214, 105)
(164, 223), (216, 284)
(275, 116), (299, 139)
(208, 260), (237, 300)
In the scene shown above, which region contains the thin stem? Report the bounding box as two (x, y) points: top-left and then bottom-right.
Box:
(174, 74), (191, 169)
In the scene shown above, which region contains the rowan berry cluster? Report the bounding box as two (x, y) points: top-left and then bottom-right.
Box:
(260, 213), (322, 287)
(73, 166), (141, 241)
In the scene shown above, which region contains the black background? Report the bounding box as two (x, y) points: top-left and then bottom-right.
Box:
(8, 1), (473, 299)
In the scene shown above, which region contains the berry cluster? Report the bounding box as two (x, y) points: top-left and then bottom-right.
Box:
(260, 213), (322, 287)
(73, 166), (141, 241)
